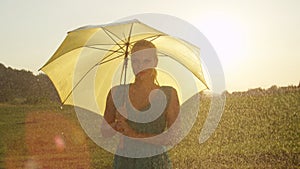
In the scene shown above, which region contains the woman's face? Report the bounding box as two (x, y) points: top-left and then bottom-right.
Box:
(131, 48), (158, 77)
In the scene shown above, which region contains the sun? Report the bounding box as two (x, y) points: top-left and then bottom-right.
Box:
(193, 13), (247, 71)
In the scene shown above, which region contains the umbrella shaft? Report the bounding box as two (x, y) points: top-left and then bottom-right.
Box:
(123, 42), (130, 85)
(123, 57), (128, 85)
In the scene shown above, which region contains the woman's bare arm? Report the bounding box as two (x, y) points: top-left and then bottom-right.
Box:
(165, 87), (180, 129)
(101, 89), (118, 137)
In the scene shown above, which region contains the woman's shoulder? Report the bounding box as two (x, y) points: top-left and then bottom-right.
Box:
(108, 84), (130, 97)
(159, 86), (178, 100)
(110, 84), (130, 91)
(160, 86), (177, 93)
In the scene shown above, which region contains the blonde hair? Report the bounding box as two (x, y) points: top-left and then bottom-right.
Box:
(131, 39), (157, 54)
(131, 40), (159, 85)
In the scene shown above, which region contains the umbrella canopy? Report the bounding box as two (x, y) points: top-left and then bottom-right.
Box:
(40, 19), (208, 115)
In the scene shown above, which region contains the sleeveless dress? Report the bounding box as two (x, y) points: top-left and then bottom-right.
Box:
(112, 86), (173, 169)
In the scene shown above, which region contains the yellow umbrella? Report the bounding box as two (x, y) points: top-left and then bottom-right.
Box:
(40, 19), (208, 115)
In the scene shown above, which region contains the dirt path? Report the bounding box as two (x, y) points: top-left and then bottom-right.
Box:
(5, 111), (91, 169)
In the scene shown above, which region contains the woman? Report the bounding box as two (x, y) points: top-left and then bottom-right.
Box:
(101, 40), (179, 169)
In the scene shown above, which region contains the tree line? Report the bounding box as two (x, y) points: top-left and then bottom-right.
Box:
(0, 63), (59, 104)
(0, 63), (299, 104)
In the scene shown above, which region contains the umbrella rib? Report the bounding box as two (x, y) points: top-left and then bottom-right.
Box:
(98, 53), (125, 65)
(146, 34), (163, 42)
(122, 32), (127, 43)
(157, 51), (172, 57)
(101, 27), (126, 51)
(61, 64), (98, 105)
(157, 51), (209, 89)
(127, 22), (134, 44)
(121, 22), (134, 85)
(85, 46), (124, 54)
(61, 53), (125, 105)
(129, 34), (164, 45)
(100, 46), (125, 63)
(88, 43), (121, 46)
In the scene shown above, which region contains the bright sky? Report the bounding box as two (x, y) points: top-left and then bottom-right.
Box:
(0, 0), (299, 92)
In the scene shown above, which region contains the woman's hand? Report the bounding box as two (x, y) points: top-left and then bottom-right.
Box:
(114, 104), (138, 138)
(116, 119), (138, 137)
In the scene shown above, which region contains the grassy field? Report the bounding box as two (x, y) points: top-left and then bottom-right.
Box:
(0, 89), (299, 168)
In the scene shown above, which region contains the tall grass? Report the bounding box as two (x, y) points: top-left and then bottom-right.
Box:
(0, 89), (299, 168)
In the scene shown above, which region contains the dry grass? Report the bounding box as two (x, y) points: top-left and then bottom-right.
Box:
(0, 89), (299, 168)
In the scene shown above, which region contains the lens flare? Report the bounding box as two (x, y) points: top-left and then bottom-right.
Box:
(54, 134), (66, 152)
